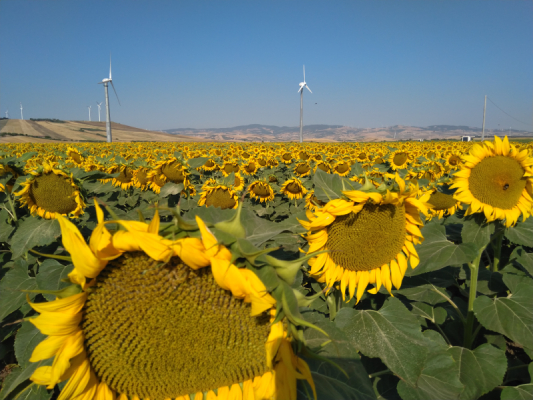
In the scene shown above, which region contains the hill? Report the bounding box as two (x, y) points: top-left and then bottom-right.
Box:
(0, 120), (202, 143)
(163, 124), (533, 142)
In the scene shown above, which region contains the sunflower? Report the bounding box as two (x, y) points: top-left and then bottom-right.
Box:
(198, 185), (239, 209)
(444, 152), (463, 170)
(305, 190), (327, 211)
(451, 136), (533, 227)
(15, 163), (85, 219)
(200, 158), (218, 172)
(221, 162), (241, 177)
(147, 161), (190, 194)
(388, 150), (411, 170)
(280, 152), (294, 164)
(280, 178), (307, 200)
(420, 188), (462, 220)
(104, 165), (135, 190)
(332, 161), (351, 177)
(67, 147), (84, 165)
(132, 167), (151, 191)
(294, 162), (312, 177)
(26, 205), (315, 400)
(242, 161), (259, 176)
(300, 176), (430, 302)
(248, 181), (275, 203)
(314, 161), (330, 174)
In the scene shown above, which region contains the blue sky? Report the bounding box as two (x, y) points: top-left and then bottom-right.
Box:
(1, 0), (532, 131)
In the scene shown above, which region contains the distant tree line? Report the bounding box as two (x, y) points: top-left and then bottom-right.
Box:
(30, 118), (65, 123)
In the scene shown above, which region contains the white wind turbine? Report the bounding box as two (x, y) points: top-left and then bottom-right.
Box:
(96, 102), (102, 122)
(88, 105), (92, 121)
(298, 65), (312, 143)
(98, 55), (121, 142)
(5, 110), (8, 118)
(20, 103), (23, 120)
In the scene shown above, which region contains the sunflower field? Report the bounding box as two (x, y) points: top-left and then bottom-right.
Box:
(0, 136), (532, 400)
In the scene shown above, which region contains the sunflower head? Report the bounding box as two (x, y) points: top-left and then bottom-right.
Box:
(300, 176), (430, 302)
(333, 161), (351, 177)
(389, 150), (411, 170)
(198, 185), (239, 209)
(280, 178), (307, 200)
(249, 180), (275, 203)
(451, 136), (533, 227)
(15, 163), (85, 219)
(294, 162), (312, 177)
(26, 202), (317, 400)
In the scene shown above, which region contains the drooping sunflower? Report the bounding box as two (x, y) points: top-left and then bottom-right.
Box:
(280, 152), (294, 164)
(280, 178), (307, 200)
(27, 206), (315, 400)
(451, 136), (533, 227)
(248, 181), (275, 203)
(66, 147), (84, 166)
(420, 188), (462, 220)
(221, 161), (241, 177)
(15, 163), (85, 219)
(200, 158), (218, 172)
(305, 190), (327, 211)
(103, 165), (135, 190)
(294, 162), (312, 178)
(198, 185), (239, 209)
(314, 161), (330, 174)
(300, 176), (430, 302)
(132, 167), (151, 191)
(242, 161), (259, 176)
(332, 161), (351, 177)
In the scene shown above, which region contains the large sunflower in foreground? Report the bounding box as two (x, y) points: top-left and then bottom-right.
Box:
(15, 163), (85, 219)
(300, 176), (430, 303)
(451, 136), (533, 227)
(27, 205), (314, 400)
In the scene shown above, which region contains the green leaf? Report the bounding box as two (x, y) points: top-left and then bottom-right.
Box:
(461, 215), (495, 250)
(397, 330), (463, 400)
(0, 260), (37, 321)
(408, 302), (447, 324)
(474, 280), (533, 358)
(501, 385), (533, 400)
(408, 222), (478, 276)
(159, 182), (184, 197)
(512, 247), (533, 277)
(0, 359), (52, 400)
(336, 298), (428, 387)
(301, 311), (376, 400)
(312, 169), (344, 202)
(395, 284), (451, 306)
(36, 260), (73, 301)
(187, 157), (209, 169)
(14, 321), (46, 368)
(447, 344), (507, 400)
(10, 218), (61, 260)
(505, 217), (533, 247)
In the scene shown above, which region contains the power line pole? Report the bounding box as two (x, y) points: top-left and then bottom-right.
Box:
(481, 95), (487, 141)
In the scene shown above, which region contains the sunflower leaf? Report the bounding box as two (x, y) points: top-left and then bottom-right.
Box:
(501, 384), (533, 400)
(14, 321), (46, 368)
(335, 297), (428, 387)
(447, 344), (507, 400)
(187, 157), (209, 169)
(473, 279), (533, 358)
(35, 259), (73, 301)
(505, 217), (533, 247)
(159, 182), (184, 197)
(406, 222), (478, 276)
(461, 215), (495, 250)
(313, 169), (344, 202)
(0, 260), (37, 322)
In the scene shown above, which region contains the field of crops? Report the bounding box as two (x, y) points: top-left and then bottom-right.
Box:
(0, 137), (532, 400)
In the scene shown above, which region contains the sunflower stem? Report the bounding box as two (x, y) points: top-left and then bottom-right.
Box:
(430, 287), (466, 325)
(369, 369), (392, 379)
(6, 192), (18, 223)
(464, 249), (483, 349)
(491, 228), (504, 272)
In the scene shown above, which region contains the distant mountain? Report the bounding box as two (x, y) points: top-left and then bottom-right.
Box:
(162, 124), (532, 142)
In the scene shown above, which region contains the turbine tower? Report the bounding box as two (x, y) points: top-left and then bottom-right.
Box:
(298, 65), (312, 143)
(20, 103), (23, 120)
(96, 102), (102, 122)
(4, 110), (8, 118)
(88, 105), (92, 121)
(98, 55), (120, 142)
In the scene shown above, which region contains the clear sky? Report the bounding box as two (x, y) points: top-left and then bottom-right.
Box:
(1, 0), (532, 131)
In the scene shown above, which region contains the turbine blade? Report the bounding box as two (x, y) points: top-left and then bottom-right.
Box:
(109, 54), (112, 80)
(110, 81), (121, 106)
(306, 85), (312, 93)
(303, 65), (305, 82)
(298, 87), (303, 93)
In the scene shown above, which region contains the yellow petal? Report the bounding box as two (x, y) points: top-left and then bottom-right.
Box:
(94, 198), (104, 224)
(356, 270), (369, 304)
(96, 382), (116, 400)
(28, 293), (86, 315)
(31, 366), (52, 385)
(30, 334), (70, 363)
(57, 356), (91, 400)
(50, 330), (85, 386)
(30, 313), (82, 336)
(148, 208), (160, 234)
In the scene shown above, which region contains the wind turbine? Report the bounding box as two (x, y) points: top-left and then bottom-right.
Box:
(4, 110), (8, 118)
(88, 105), (92, 121)
(96, 102), (102, 122)
(98, 55), (121, 142)
(20, 103), (23, 120)
(298, 65), (312, 143)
